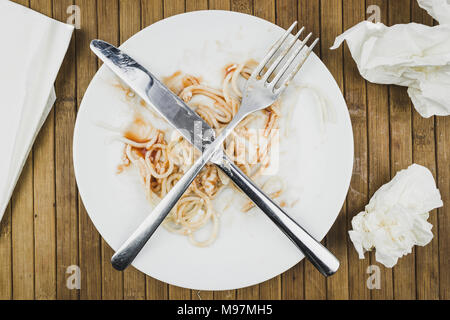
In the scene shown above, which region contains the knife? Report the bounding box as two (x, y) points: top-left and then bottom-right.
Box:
(91, 40), (339, 276)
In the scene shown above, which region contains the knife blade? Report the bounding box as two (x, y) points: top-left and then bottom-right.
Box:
(91, 39), (214, 153)
(90, 40), (339, 276)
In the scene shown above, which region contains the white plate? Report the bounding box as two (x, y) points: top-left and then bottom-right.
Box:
(73, 10), (353, 291)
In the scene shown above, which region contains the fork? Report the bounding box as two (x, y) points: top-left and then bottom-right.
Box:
(112, 22), (340, 276)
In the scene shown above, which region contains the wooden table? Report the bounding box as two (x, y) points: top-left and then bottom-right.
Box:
(0, 0), (448, 300)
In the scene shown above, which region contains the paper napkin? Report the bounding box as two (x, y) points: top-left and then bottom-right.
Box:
(331, 0), (450, 118)
(418, 0), (450, 25)
(0, 0), (74, 222)
(349, 164), (443, 268)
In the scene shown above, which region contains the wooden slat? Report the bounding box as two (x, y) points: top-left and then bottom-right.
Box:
(168, 285), (192, 300)
(383, 0), (411, 301)
(0, 204), (12, 299)
(234, 285), (258, 300)
(321, 0), (348, 300)
(123, 266), (145, 300)
(298, 0), (320, 51)
(209, 0), (229, 10)
(141, 0), (163, 28)
(96, 0), (124, 300)
(75, 0), (102, 300)
(301, 0), (327, 300)
(365, 0), (392, 299)
(164, 0), (185, 17)
(186, 0), (208, 11)
(192, 290), (213, 301)
(340, 0), (371, 300)
(119, 0), (146, 300)
(146, 277), (168, 300)
(437, 118), (450, 300)
(411, 0), (439, 300)
(53, 0), (79, 300)
(101, 243), (124, 300)
(9, 0), (34, 301)
(30, 0), (57, 300)
(259, 277), (281, 300)
(11, 158), (35, 300)
(141, 0), (169, 300)
(216, 289), (239, 300)
(275, 0), (296, 29)
(276, 0), (304, 300)
(120, 0), (142, 45)
(435, 3), (449, 298)
(281, 266), (303, 300)
(253, 0), (274, 22)
(231, 0), (251, 14)
(13, 0), (29, 6)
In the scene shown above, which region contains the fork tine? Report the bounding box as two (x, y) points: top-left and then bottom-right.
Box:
(285, 38), (319, 84)
(251, 21), (298, 77)
(283, 38), (319, 86)
(261, 27), (305, 82)
(269, 32), (312, 86)
(271, 36), (318, 92)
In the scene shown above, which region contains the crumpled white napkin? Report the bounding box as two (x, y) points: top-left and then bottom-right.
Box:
(0, 0), (74, 222)
(418, 0), (450, 25)
(348, 164), (443, 268)
(331, 0), (450, 118)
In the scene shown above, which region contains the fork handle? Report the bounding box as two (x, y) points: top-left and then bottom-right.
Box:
(223, 160), (340, 277)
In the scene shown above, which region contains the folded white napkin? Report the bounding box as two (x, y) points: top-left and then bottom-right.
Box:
(331, 0), (450, 118)
(0, 0), (74, 221)
(349, 164), (443, 268)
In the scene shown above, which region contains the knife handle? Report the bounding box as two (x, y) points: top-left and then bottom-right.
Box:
(220, 160), (340, 277)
